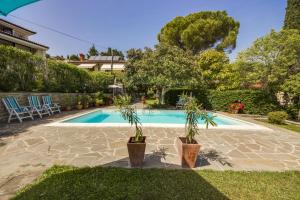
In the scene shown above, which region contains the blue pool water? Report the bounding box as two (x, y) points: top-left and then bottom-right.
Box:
(63, 110), (248, 125)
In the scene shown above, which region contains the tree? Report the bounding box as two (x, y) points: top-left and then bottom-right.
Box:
(69, 54), (80, 61)
(125, 45), (202, 103)
(88, 44), (99, 57)
(100, 47), (125, 60)
(234, 29), (300, 94)
(196, 49), (229, 89)
(158, 11), (240, 54)
(284, 0), (300, 30)
(282, 73), (300, 120)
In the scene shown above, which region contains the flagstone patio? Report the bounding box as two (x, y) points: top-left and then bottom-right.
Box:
(0, 109), (300, 199)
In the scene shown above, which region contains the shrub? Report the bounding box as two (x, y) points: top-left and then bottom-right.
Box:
(88, 72), (114, 93)
(0, 45), (118, 93)
(47, 60), (90, 93)
(146, 89), (156, 99)
(0, 45), (44, 92)
(268, 111), (288, 124)
(165, 89), (279, 115)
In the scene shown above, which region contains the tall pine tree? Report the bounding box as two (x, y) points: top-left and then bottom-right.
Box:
(284, 0), (300, 30)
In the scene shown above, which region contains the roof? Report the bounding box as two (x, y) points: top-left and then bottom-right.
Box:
(0, 18), (36, 35)
(0, 31), (49, 49)
(89, 55), (121, 61)
(78, 63), (96, 69)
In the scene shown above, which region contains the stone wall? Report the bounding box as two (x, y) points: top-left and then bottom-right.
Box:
(0, 92), (83, 123)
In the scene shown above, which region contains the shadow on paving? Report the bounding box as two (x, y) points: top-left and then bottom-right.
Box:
(13, 148), (230, 200)
(0, 109), (94, 138)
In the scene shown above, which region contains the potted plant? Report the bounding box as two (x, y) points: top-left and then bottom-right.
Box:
(82, 95), (90, 109)
(76, 95), (83, 110)
(115, 95), (146, 167)
(177, 97), (217, 168)
(64, 95), (72, 111)
(95, 99), (104, 107)
(94, 92), (104, 107)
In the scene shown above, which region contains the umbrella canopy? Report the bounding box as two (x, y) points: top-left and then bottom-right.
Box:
(0, 0), (40, 16)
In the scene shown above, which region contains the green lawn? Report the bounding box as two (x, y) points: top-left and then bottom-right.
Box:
(257, 119), (300, 133)
(14, 166), (300, 200)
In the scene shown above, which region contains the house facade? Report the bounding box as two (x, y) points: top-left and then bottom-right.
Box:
(0, 19), (49, 57)
(69, 55), (126, 72)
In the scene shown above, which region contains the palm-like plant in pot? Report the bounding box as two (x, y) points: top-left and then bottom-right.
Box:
(115, 95), (145, 167)
(178, 97), (217, 168)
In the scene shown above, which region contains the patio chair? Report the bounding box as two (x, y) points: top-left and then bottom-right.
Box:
(2, 96), (34, 123)
(42, 95), (61, 114)
(28, 95), (51, 118)
(176, 98), (186, 109)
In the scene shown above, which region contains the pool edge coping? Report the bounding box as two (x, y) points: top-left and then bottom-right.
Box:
(44, 108), (273, 131)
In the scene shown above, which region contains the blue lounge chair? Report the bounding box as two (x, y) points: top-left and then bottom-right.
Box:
(42, 95), (61, 114)
(28, 96), (51, 118)
(2, 96), (34, 123)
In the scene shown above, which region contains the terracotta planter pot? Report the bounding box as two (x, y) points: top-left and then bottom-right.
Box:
(177, 137), (201, 168)
(76, 104), (83, 110)
(127, 136), (146, 167)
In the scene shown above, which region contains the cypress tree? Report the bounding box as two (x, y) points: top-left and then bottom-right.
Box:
(284, 0), (300, 30)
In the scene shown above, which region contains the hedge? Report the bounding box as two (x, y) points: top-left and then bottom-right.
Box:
(0, 45), (115, 93)
(165, 89), (279, 115)
(0, 45), (44, 92)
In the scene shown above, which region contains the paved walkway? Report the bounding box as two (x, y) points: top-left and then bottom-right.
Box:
(0, 109), (300, 199)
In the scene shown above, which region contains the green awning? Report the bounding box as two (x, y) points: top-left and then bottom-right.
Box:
(0, 0), (40, 16)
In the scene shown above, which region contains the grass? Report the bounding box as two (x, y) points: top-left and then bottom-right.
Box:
(257, 119), (300, 133)
(14, 166), (300, 200)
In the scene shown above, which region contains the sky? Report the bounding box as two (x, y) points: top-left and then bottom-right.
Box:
(2, 0), (287, 60)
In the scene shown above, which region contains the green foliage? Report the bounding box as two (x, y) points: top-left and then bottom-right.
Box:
(196, 49), (229, 89)
(88, 44), (98, 57)
(146, 89), (156, 99)
(184, 97), (217, 143)
(165, 89), (279, 115)
(234, 29), (300, 94)
(100, 47), (125, 60)
(124, 45), (201, 103)
(64, 95), (72, 106)
(284, 0), (300, 30)
(76, 95), (82, 105)
(0, 45), (44, 92)
(0, 45), (115, 93)
(47, 60), (90, 93)
(282, 73), (300, 98)
(184, 98), (202, 143)
(88, 72), (114, 92)
(68, 54), (80, 61)
(115, 95), (143, 142)
(158, 11), (240, 54)
(268, 111), (288, 124)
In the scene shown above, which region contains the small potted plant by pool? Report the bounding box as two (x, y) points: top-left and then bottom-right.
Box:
(64, 95), (72, 111)
(76, 95), (83, 110)
(178, 97), (217, 168)
(115, 95), (146, 167)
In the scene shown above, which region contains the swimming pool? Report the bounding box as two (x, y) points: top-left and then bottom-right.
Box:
(49, 109), (270, 130)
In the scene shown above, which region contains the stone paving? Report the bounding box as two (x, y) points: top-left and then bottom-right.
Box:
(0, 109), (300, 199)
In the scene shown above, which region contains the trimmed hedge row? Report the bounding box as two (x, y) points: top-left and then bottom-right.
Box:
(0, 45), (115, 93)
(165, 89), (279, 115)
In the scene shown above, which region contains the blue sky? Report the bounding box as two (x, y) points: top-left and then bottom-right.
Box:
(2, 0), (286, 59)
